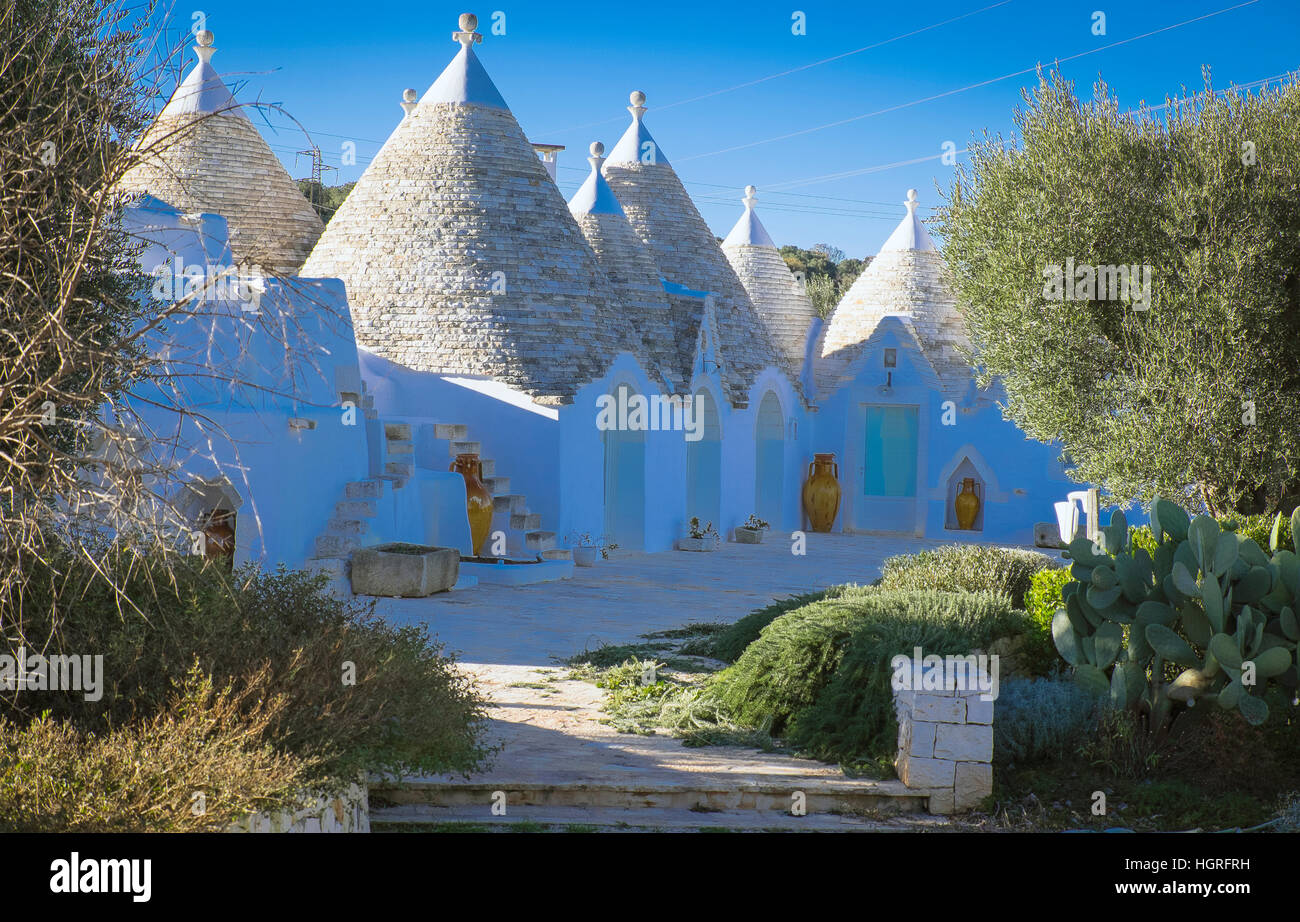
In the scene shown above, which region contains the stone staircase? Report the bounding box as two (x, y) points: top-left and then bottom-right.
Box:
(436, 422), (569, 561)
(305, 381), (405, 589)
(305, 410), (570, 592)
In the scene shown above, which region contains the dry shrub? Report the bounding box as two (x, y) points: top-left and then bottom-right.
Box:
(0, 663), (310, 832)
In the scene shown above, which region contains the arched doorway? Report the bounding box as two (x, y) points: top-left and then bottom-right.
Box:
(754, 391), (785, 529)
(603, 382), (646, 551)
(686, 388), (721, 530)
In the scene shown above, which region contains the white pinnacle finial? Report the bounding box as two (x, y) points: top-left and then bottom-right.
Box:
(588, 141), (606, 170)
(743, 185), (757, 208)
(400, 87), (418, 115)
(628, 90), (647, 119)
(905, 188), (919, 212)
(195, 29), (215, 64)
(454, 12), (482, 45)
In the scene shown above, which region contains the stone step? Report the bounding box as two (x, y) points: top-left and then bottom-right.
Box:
(361, 395), (375, 409)
(510, 512), (541, 531)
(370, 803), (934, 833)
(385, 460), (413, 477)
(387, 439), (414, 456)
(335, 499), (376, 518)
(305, 556), (347, 578)
(327, 518), (368, 537)
(384, 422), (412, 441)
(433, 423), (468, 441)
(484, 476), (509, 494)
(525, 530), (556, 552)
(370, 777), (927, 817)
(493, 494), (526, 514)
(540, 548), (572, 561)
(314, 534), (359, 558)
(478, 458), (496, 478)
(345, 480), (384, 500)
(449, 440), (481, 457)
(363, 408), (378, 420)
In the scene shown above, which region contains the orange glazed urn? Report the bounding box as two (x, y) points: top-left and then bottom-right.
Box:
(955, 477), (981, 530)
(451, 453), (493, 555)
(802, 453), (841, 533)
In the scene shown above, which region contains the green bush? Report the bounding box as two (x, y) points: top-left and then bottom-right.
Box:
(877, 544), (1059, 608)
(704, 585), (854, 663)
(1220, 509), (1295, 554)
(4, 544), (490, 784)
(993, 677), (1107, 765)
(1026, 567), (1074, 635)
(708, 588), (1030, 764)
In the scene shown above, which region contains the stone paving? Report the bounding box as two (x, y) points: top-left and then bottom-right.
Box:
(372, 532), (959, 829)
(374, 530), (941, 665)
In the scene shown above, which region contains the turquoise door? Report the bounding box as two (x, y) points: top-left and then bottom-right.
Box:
(861, 405), (919, 533)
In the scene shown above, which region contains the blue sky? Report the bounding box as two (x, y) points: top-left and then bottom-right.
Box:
(162, 0), (1298, 257)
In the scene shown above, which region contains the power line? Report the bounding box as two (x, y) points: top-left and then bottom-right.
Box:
(536, 0), (1016, 135)
(674, 0), (1262, 163)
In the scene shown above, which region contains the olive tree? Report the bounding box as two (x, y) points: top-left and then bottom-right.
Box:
(934, 70), (1300, 517)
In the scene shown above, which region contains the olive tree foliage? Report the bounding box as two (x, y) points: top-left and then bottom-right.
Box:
(934, 70), (1300, 518)
(0, 0), (350, 643)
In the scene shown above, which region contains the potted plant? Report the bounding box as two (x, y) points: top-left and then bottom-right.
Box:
(568, 533), (618, 566)
(734, 514), (769, 544)
(677, 517), (721, 552)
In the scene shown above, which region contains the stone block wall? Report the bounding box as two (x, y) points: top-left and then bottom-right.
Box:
(893, 672), (994, 815)
(227, 780), (370, 833)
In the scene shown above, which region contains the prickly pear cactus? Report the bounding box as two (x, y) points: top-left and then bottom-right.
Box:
(1053, 498), (1300, 728)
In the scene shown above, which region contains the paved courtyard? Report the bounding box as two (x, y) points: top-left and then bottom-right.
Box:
(374, 531), (942, 665)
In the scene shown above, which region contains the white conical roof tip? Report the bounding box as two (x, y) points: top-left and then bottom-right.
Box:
(880, 187), (936, 252)
(569, 139), (622, 216)
(723, 184), (775, 248)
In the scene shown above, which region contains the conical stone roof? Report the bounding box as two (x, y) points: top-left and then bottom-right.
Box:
(601, 92), (788, 407)
(116, 31), (324, 275)
(300, 15), (638, 404)
(569, 142), (682, 391)
(819, 189), (969, 389)
(722, 186), (818, 376)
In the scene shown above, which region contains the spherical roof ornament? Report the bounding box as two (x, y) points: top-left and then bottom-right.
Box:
(906, 188), (919, 211)
(628, 90), (647, 119)
(743, 185), (758, 208)
(194, 29), (216, 64)
(454, 12), (482, 45)
(589, 141), (605, 158)
(400, 87), (418, 116)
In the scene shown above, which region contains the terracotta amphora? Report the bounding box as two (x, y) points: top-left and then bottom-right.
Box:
(450, 453), (493, 555)
(955, 477), (982, 530)
(802, 453), (841, 532)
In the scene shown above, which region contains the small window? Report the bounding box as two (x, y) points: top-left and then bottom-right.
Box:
(883, 348), (897, 368)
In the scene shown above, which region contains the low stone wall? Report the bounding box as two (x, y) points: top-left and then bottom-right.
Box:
(227, 781), (370, 833)
(893, 668), (994, 815)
